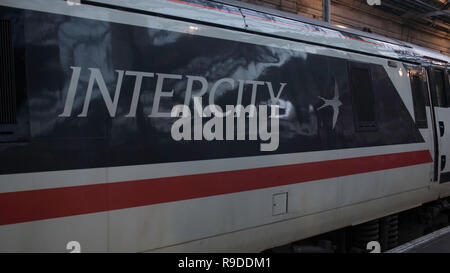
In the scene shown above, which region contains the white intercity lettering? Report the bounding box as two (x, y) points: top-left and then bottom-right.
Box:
(59, 67), (283, 151)
(59, 67), (287, 119)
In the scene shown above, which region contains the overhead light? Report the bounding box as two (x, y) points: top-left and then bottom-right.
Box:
(335, 24), (348, 29)
(66, 0), (81, 6)
(188, 26), (199, 34)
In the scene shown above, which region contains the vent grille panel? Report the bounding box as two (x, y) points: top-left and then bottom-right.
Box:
(0, 20), (17, 125)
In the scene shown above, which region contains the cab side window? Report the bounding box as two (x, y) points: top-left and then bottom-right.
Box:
(348, 62), (377, 131)
(447, 69), (450, 103)
(405, 65), (428, 128)
(431, 69), (448, 108)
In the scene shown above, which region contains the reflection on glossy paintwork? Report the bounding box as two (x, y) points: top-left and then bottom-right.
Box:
(0, 6), (425, 174)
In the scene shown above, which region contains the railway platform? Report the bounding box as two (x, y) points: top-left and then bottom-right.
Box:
(387, 226), (450, 253)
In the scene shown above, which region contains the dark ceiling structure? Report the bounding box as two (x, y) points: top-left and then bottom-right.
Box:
(366, 0), (450, 33)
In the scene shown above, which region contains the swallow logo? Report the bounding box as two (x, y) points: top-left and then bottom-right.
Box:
(317, 80), (342, 129)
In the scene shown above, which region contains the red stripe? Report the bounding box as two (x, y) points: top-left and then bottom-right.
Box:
(0, 150), (432, 226)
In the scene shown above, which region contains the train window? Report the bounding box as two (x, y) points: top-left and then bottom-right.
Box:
(406, 67), (428, 128)
(447, 70), (450, 103)
(447, 70), (450, 87)
(0, 20), (16, 125)
(431, 69), (447, 108)
(349, 62), (377, 131)
(448, 70), (450, 90)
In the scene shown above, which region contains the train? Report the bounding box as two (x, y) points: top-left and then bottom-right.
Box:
(0, 0), (449, 252)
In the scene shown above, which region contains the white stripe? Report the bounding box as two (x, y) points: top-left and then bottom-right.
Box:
(0, 143), (430, 194)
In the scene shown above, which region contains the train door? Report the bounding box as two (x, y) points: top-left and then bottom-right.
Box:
(427, 66), (450, 183)
(404, 64), (435, 183)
